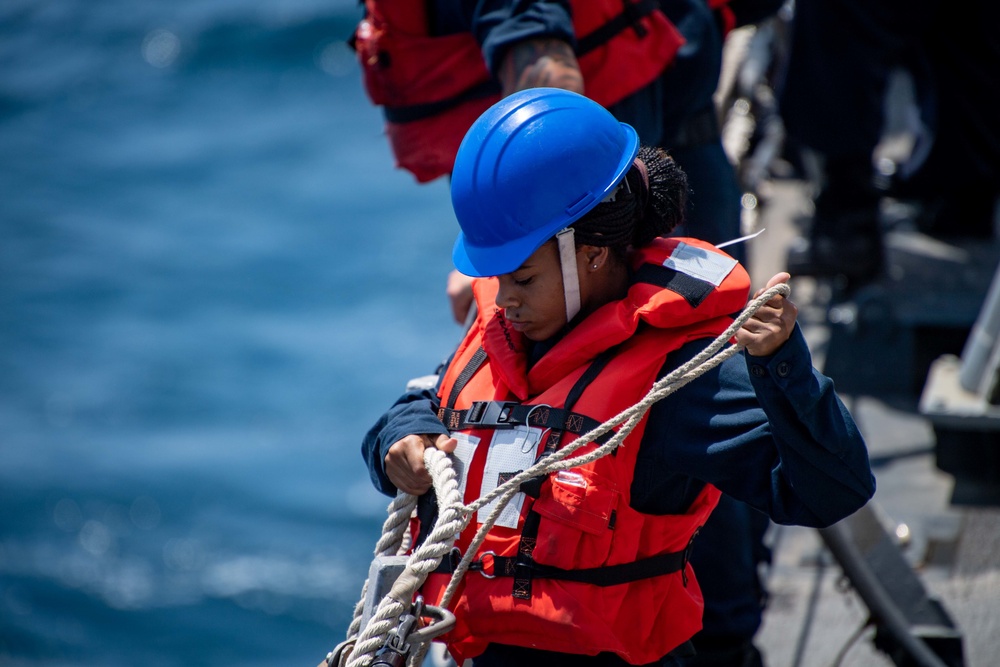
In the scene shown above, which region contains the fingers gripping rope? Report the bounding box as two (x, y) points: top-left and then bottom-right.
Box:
(329, 282), (790, 667)
(342, 448), (467, 667)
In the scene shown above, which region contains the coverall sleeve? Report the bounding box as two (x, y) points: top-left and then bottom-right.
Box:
(361, 386), (449, 497)
(645, 323), (875, 527)
(431, 0), (575, 74)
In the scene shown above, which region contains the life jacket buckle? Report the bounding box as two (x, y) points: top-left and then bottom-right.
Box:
(401, 596), (457, 645)
(466, 401), (518, 427)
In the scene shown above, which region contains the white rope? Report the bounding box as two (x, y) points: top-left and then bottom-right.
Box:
(342, 491), (416, 646)
(333, 282), (790, 667)
(344, 448), (467, 667)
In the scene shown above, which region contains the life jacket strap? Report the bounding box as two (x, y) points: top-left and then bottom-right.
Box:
(510, 346), (619, 598)
(434, 532), (700, 588)
(444, 346), (487, 410)
(632, 262), (715, 308)
(436, 401), (609, 443)
(382, 80), (501, 124)
(576, 0), (660, 56)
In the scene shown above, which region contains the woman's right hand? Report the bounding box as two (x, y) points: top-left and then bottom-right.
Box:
(385, 433), (458, 495)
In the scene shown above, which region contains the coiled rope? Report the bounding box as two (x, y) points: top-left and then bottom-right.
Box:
(333, 282), (791, 667)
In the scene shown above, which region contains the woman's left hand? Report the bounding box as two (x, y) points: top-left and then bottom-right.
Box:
(736, 272), (797, 357)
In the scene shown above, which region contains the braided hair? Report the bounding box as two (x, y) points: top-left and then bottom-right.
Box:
(571, 146), (688, 258)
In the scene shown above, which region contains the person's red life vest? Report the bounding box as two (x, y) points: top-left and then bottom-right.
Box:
(351, 0), (685, 182)
(419, 237), (752, 664)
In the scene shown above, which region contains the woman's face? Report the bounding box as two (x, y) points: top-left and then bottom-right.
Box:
(494, 241), (571, 342)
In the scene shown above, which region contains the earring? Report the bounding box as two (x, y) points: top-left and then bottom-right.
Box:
(592, 264), (598, 269)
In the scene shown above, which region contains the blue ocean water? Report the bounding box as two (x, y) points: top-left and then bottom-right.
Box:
(0, 1), (464, 664)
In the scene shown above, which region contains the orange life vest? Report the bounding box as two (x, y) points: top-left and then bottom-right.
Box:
(421, 237), (752, 664)
(351, 0), (685, 182)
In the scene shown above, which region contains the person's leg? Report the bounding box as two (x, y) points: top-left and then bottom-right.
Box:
(652, 1), (745, 264)
(891, 0), (1000, 239)
(681, 494), (770, 667)
(780, 0), (900, 160)
(784, 151), (885, 284)
(779, 0), (932, 284)
(669, 140), (746, 266)
(778, 0), (896, 282)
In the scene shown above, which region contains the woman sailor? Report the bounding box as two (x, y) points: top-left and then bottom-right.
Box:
(361, 88), (874, 667)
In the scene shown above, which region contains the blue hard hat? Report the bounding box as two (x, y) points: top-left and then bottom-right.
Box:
(450, 88), (639, 277)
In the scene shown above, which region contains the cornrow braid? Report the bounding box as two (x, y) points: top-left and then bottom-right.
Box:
(635, 146), (687, 244)
(571, 146), (688, 257)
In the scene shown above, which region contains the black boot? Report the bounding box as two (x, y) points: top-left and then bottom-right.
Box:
(786, 153), (884, 285)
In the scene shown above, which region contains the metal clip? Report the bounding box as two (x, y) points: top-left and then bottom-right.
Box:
(407, 606), (456, 643)
(371, 597), (457, 667)
(374, 602), (420, 666)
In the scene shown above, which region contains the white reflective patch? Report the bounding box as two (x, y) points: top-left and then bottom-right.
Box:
(555, 470), (588, 489)
(663, 241), (738, 286)
(478, 425), (544, 529)
(450, 432), (480, 500)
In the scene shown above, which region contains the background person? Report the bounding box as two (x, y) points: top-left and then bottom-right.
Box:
(779, 0), (1000, 287)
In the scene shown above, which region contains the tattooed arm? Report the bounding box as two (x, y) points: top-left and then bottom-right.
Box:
(496, 37), (584, 96)
(445, 39), (582, 326)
